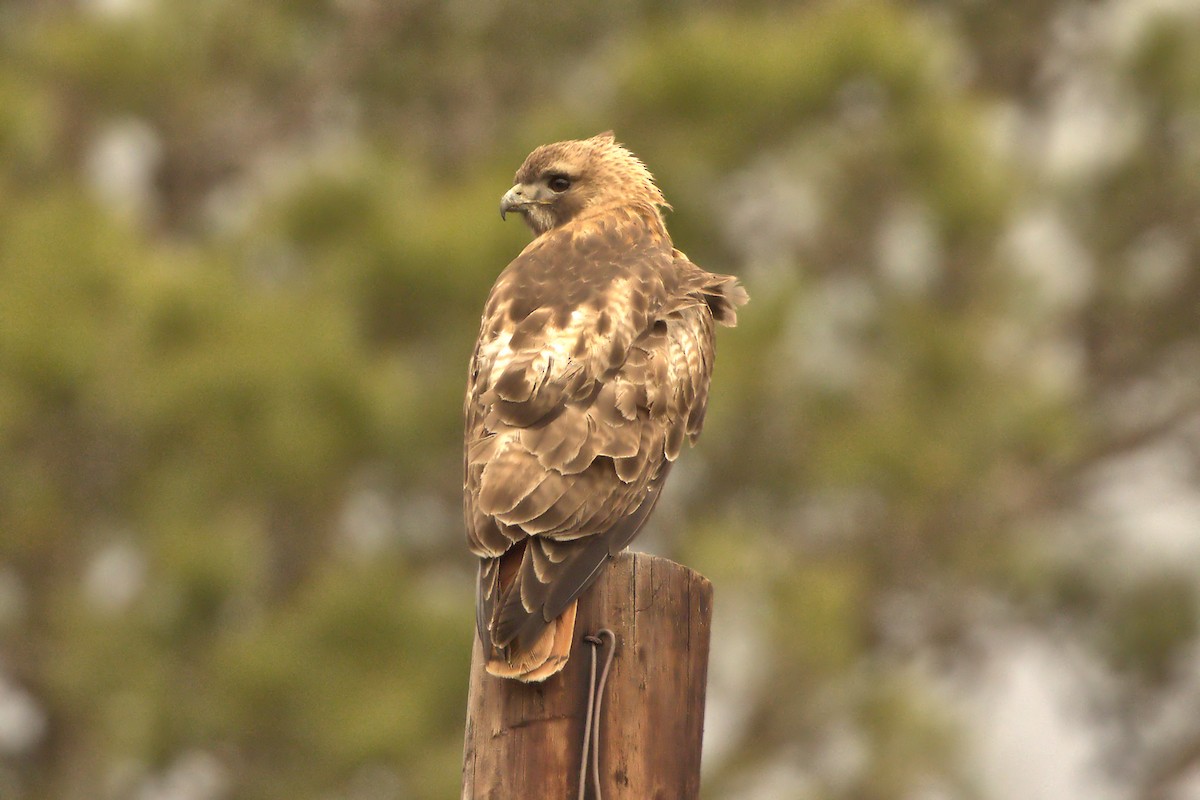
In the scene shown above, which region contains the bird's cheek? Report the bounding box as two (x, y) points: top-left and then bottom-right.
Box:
(525, 205), (556, 234)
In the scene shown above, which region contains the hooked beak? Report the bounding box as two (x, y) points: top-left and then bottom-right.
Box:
(499, 186), (525, 221)
(499, 183), (545, 221)
(499, 188), (519, 221)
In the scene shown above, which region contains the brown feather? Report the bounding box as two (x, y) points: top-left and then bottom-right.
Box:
(465, 134), (748, 681)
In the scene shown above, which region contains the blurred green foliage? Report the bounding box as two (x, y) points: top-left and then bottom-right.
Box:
(2, 1), (1200, 798)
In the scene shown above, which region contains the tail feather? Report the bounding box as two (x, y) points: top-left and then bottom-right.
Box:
(484, 600), (577, 682)
(474, 468), (673, 682)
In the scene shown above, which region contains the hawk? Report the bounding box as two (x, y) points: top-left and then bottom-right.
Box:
(465, 132), (747, 681)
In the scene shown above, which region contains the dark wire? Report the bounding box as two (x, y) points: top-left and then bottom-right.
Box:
(577, 629), (617, 800)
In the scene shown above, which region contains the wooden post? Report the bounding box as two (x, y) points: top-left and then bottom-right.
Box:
(461, 551), (713, 799)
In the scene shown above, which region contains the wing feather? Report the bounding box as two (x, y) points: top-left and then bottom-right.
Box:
(465, 205), (746, 680)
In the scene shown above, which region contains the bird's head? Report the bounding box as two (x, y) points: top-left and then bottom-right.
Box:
(500, 132), (668, 236)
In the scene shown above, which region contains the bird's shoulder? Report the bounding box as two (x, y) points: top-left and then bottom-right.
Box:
(482, 206), (680, 324)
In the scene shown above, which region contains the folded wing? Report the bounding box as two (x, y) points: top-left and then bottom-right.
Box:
(464, 210), (747, 680)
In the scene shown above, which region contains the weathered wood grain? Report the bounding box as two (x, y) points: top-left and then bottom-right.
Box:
(462, 551), (713, 799)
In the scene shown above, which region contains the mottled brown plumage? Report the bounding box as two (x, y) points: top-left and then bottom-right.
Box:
(465, 132), (747, 681)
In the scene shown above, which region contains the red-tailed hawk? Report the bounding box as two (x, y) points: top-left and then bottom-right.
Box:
(465, 132), (747, 681)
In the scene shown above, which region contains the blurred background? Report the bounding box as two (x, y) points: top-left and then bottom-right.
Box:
(2, 0), (1200, 798)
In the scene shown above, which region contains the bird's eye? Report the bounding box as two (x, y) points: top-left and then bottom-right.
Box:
(547, 175), (571, 192)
